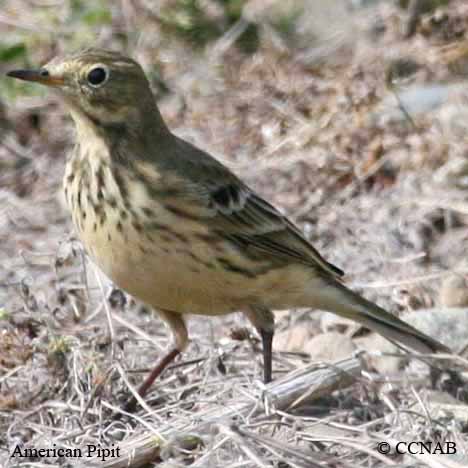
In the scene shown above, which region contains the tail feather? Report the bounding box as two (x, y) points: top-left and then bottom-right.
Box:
(317, 282), (450, 355)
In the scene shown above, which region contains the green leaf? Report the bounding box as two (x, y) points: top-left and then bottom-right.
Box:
(0, 307), (10, 320)
(0, 43), (27, 63)
(82, 7), (112, 25)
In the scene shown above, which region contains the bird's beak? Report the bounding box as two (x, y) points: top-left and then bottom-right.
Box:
(6, 69), (65, 87)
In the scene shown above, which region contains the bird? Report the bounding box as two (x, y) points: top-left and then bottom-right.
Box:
(7, 48), (450, 411)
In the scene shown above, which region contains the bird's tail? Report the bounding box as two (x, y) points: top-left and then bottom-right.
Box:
(314, 281), (450, 355)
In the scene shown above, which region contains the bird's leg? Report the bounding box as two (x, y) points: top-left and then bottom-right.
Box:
(260, 328), (274, 384)
(135, 348), (181, 398)
(244, 306), (275, 384)
(123, 310), (188, 413)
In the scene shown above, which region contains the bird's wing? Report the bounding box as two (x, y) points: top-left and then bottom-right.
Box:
(206, 180), (343, 278)
(168, 138), (344, 280)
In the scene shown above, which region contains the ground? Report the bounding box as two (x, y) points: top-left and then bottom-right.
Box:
(1, 1), (468, 467)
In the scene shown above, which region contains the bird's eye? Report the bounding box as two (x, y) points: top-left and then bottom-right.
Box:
(87, 66), (108, 87)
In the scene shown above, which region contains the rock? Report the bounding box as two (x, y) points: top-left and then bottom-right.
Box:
(403, 308), (468, 352)
(422, 389), (462, 406)
(370, 81), (468, 139)
(439, 276), (468, 308)
(274, 323), (313, 352)
(304, 332), (356, 362)
(421, 390), (468, 425)
(354, 334), (402, 374)
(371, 83), (457, 125)
(433, 157), (468, 190)
(356, 308), (468, 373)
(320, 311), (359, 334)
(437, 102), (468, 142)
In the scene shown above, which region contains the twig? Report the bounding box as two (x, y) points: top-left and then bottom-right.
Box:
(74, 357), (362, 467)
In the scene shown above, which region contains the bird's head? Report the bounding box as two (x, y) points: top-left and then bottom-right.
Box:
(7, 48), (165, 138)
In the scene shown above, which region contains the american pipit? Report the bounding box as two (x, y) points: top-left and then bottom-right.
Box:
(8, 49), (450, 410)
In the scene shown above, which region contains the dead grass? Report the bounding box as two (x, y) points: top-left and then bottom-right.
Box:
(1, 0), (468, 466)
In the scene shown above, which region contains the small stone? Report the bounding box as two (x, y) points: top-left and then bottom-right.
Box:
(402, 308), (468, 353)
(320, 311), (358, 334)
(304, 332), (356, 362)
(357, 308), (468, 374)
(274, 323), (313, 352)
(439, 276), (468, 308)
(354, 334), (402, 374)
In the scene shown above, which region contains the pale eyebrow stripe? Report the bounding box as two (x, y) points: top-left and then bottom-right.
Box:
(113, 61), (134, 67)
